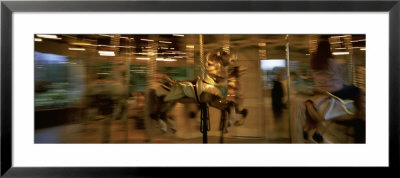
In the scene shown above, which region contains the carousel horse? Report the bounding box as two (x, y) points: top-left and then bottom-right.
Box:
(301, 89), (365, 143)
(146, 49), (248, 139)
(185, 65), (248, 133)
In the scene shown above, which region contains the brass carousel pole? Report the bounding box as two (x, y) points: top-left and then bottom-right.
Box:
(144, 35), (158, 142)
(344, 35), (355, 85)
(101, 34), (121, 143)
(258, 41), (267, 140)
(285, 35), (292, 142)
(123, 36), (133, 143)
(200, 35), (205, 80)
(199, 34), (209, 143)
(219, 34), (231, 143)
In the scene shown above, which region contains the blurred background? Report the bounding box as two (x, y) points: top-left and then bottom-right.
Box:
(34, 34), (365, 143)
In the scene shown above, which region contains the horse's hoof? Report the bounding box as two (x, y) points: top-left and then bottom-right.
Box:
(303, 131), (309, 140)
(150, 113), (158, 120)
(312, 132), (324, 143)
(224, 127), (230, 133)
(170, 128), (177, 134)
(241, 109), (248, 118)
(189, 112), (197, 118)
(234, 120), (243, 126)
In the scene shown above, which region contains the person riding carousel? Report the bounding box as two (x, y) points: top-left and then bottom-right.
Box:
(291, 39), (365, 143)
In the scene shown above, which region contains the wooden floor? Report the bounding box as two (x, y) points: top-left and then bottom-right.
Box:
(35, 117), (291, 144)
(35, 96), (292, 144)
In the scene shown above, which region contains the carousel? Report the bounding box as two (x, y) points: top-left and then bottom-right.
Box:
(34, 34), (366, 144)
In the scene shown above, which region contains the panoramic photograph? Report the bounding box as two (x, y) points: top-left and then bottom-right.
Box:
(34, 34), (366, 144)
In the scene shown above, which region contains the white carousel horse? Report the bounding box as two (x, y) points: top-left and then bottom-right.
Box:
(183, 65), (248, 134)
(145, 49), (248, 138)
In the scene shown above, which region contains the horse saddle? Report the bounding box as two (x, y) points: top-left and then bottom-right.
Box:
(163, 75), (227, 102)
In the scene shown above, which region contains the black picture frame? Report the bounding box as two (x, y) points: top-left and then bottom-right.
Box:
(1, 0), (399, 177)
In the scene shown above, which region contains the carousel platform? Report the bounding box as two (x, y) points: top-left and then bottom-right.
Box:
(34, 117), (290, 144)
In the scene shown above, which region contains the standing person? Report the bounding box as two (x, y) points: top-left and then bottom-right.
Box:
(291, 39), (365, 143)
(271, 73), (284, 120)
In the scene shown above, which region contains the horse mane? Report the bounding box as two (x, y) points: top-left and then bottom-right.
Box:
(228, 66), (247, 78)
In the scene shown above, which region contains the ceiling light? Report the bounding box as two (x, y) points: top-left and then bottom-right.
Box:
(34, 38), (42, 42)
(69, 48), (86, 51)
(159, 41), (172, 44)
(136, 57), (150, 60)
(258, 43), (266, 47)
(360, 48), (366, 51)
(173, 34), (184, 37)
(332, 51), (349, 55)
(157, 58), (177, 62)
(351, 39), (366, 43)
(98, 51), (115, 56)
(161, 59), (177, 62)
(36, 34), (61, 40)
(71, 42), (92, 46)
(330, 35), (347, 38)
(140, 39), (154, 42)
(160, 52), (175, 55)
(117, 45), (136, 48)
(186, 45), (194, 49)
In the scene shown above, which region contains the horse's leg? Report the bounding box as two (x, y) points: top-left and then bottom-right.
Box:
(166, 116), (176, 134)
(165, 102), (177, 133)
(187, 103), (200, 119)
(158, 102), (177, 134)
(225, 104), (237, 133)
(101, 113), (112, 143)
(239, 108), (248, 118)
(158, 114), (168, 134)
(148, 90), (173, 134)
(234, 105), (248, 126)
(144, 89), (160, 142)
(157, 105), (169, 134)
(99, 97), (114, 143)
(219, 109), (227, 143)
(121, 99), (129, 142)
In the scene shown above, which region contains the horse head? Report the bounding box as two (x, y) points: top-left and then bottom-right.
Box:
(207, 49), (234, 67)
